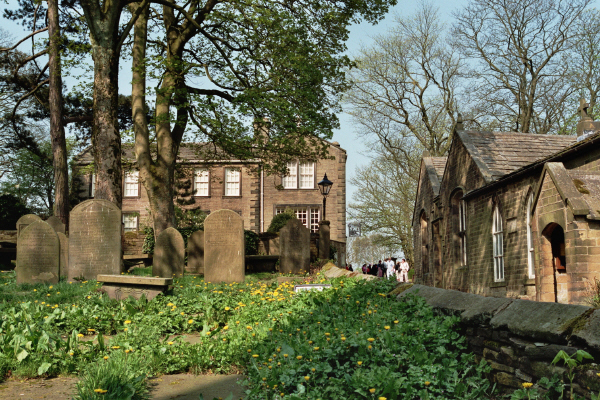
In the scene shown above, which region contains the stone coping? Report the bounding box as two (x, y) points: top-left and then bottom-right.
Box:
(96, 274), (172, 286)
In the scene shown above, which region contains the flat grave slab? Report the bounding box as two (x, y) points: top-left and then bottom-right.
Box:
(97, 274), (172, 300)
(294, 284), (332, 293)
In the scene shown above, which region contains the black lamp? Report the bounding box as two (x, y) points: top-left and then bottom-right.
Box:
(318, 173), (333, 221)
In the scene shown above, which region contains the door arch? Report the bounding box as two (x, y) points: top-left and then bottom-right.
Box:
(541, 223), (568, 303)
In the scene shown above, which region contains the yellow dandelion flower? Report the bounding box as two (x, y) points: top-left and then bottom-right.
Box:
(424, 381), (431, 386)
(94, 389), (108, 393)
(111, 346), (120, 349)
(283, 354), (288, 358)
(367, 338), (375, 342)
(522, 382), (533, 388)
(384, 326), (390, 330)
(124, 320), (131, 324)
(296, 356), (303, 360)
(304, 376), (310, 381)
(252, 354), (259, 358)
(369, 388), (376, 394)
(225, 306), (230, 311)
(188, 319), (194, 324)
(313, 347), (319, 351)
(103, 356), (109, 360)
(87, 329), (95, 332)
(77, 333), (84, 338)
(168, 341), (174, 345)
(357, 361), (363, 366)
(379, 397), (387, 400)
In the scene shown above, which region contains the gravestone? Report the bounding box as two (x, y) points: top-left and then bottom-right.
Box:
(57, 232), (69, 278)
(279, 219), (310, 274)
(187, 230), (205, 274)
(16, 220), (59, 284)
(68, 199), (121, 281)
(319, 220), (331, 260)
(204, 209), (245, 283)
(16, 214), (41, 237)
(153, 227), (185, 278)
(46, 216), (65, 234)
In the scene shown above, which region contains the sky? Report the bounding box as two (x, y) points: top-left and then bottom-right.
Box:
(1, 0), (467, 217)
(333, 0), (467, 211)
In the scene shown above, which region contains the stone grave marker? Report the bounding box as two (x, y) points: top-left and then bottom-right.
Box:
(46, 216), (65, 234)
(279, 218), (310, 274)
(187, 230), (204, 274)
(153, 227), (185, 278)
(204, 209), (245, 283)
(16, 214), (41, 237)
(16, 220), (59, 284)
(57, 232), (69, 278)
(68, 199), (121, 281)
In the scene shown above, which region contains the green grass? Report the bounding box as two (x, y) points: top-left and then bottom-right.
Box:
(0, 271), (495, 399)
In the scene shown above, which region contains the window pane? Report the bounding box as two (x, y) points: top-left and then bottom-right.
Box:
(195, 168), (209, 196)
(299, 162), (314, 189)
(225, 168), (240, 196)
(125, 171), (139, 197)
(123, 214), (137, 232)
(282, 162), (297, 189)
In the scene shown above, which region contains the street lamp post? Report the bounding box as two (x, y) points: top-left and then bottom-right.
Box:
(317, 173), (333, 221)
(317, 173), (333, 261)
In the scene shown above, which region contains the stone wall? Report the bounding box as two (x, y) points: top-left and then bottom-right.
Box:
(397, 284), (600, 397)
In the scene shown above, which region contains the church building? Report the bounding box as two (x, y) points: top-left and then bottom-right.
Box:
(413, 104), (600, 305)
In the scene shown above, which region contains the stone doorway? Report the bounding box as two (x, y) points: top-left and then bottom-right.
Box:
(540, 223), (569, 303)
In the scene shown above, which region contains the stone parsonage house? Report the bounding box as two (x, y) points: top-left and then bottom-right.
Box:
(73, 140), (347, 252)
(413, 107), (600, 305)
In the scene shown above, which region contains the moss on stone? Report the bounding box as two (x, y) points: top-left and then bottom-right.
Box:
(560, 309), (594, 336)
(390, 284), (413, 296)
(483, 340), (502, 351)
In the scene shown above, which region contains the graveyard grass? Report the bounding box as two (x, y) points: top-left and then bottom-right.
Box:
(0, 271), (493, 399)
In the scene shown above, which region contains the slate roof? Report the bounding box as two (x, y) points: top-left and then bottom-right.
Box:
(458, 131), (576, 183)
(533, 162), (600, 221)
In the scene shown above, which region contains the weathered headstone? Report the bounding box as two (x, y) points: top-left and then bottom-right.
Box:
(187, 230), (205, 274)
(279, 219), (310, 274)
(153, 227), (185, 278)
(57, 232), (69, 278)
(68, 199), (121, 281)
(46, 216), (65, 234)
(16, 220), (59, 284)
(204, 209), (245, 283)
(16, 214), (41, 237)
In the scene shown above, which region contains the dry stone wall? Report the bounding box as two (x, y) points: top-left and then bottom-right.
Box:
(397, 283), (600, 397)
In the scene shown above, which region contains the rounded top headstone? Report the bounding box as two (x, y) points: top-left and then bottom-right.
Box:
(46, 216), (66, 234)
(16, 214), (42, 237)
(71, 198), (120, 213)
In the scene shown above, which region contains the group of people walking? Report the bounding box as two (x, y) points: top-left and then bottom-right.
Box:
(346, 258), (410, 282)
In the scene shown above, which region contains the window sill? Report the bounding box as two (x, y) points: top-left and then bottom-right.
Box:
(222, 196), (242, 199)
(281, 188), (317, 191)
(194, 195), (211, 198)
(490, 281), (507, 288)
(523, 278), (536, 286)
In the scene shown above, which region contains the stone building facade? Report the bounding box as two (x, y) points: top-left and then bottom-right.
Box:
(413, 112), (600, 305)
(73, 141), (347, 247)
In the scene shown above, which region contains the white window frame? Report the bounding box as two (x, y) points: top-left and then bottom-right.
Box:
(122, 213), (138, 232)
(194, 168), (210, 197)
(276, 206), (320, 232)
(492, 204), (505, 282)
(459, 199), (467, 267)
(282, 161), (315, 189)
(124, 171), (139, 197)
(526, 193), (535, 279)
(90, 173), (96, 197)
(225, 168), (241, 196)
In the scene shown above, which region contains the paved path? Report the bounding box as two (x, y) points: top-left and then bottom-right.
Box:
(0, 374), (246, 399)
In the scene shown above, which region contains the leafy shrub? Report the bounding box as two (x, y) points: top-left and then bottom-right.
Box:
(245, 230), (260, 256)
(0, 194), (30, 230)
(74, 351), (150, 400)
(267, 208), (296, 233)
(142, 207), (207, 254)
(584, 277), (600, 308)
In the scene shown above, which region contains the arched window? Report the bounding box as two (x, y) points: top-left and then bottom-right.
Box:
(420, 212), (429, 274)
(451, 191), (467, 267)
(526, 193), (535, 279)
(492, 204), (504, 282)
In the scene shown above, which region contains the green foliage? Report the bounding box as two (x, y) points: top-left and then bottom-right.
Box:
(509, 376), (565, 400)
(245, 230), (260, 256)
(74, 351), (150, 400)
(552, 349), (594, 399)
(267, 209), (296, 233)
(141, 226), (154, 255)
(0, 194), (31, 230)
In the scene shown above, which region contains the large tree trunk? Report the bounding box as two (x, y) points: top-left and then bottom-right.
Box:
(131, 2), (177, 237)
(47, 0), (69, 229)
(91, 41), (122, 207)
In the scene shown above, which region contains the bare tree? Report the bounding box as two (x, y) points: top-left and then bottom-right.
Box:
(452, 0), (592, 134)
(345, 3), (462, 260)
